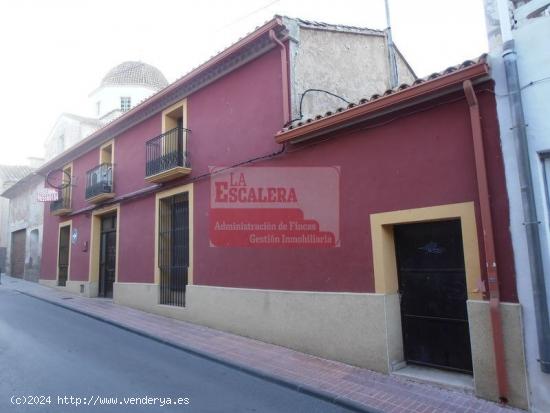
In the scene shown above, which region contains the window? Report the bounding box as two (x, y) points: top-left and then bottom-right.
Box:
(58, 135), (65, 153)
(120, 97), (131, 112)
(100, 142), (113, 164)
(62, 164), (72, 207)
(155, 184), (193, 307)
(158, 192), (189, 307)
(96, 101), (101, 116)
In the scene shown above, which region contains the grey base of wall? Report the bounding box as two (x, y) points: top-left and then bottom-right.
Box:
(39, 279), (96, 296)
(50, 281), (528, 409)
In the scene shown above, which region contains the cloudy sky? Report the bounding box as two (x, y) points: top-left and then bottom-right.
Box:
(0, 0), (488, 165)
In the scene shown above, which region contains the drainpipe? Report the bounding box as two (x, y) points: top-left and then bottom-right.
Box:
(498, 0), (550, 374)
(269, 29), (291, 125)
(463, 80), (509, 402)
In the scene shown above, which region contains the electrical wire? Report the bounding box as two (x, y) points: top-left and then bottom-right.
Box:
(285, 89), (352, 127)
(488, 75), (550, 97)
(285, 91), (483, 155)
(40, 88), (491, 213)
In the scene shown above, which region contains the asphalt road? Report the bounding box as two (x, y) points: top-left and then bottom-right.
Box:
(0, 288), (354, 413)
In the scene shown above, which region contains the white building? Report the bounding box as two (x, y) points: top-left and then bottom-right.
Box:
(0, 164), (35, 275)
(1, 171), (44, 282)
(4, 61), (169, 281)
(45, 61), (169, 161)
(483, 1), (550, 411)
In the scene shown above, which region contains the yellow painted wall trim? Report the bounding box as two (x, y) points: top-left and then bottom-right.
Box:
(154, 183), (194, 286)
(62, 162), (73, 208)
(370, 202), (483, 300)
(99, 139), (114, 163)
(161, 99), (187, 133)
(99, 140), (115, 191)
(88, 204), (120, 290)
(56, 220), (72, 284)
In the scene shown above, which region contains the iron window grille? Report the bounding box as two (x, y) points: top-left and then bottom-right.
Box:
(158, 192), (189, 307)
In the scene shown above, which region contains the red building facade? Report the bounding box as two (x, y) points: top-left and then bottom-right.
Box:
(38, 17), (527, 408)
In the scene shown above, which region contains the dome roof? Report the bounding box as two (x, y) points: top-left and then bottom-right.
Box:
(100, 61), (168, 90)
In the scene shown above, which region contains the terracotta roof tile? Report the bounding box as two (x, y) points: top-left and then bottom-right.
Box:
(281, 54), (488, 133)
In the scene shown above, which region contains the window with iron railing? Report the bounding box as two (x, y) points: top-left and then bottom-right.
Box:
(50, 192), (71, 213)
(145, 127), (190, 178)
(85, 163), (114, 200)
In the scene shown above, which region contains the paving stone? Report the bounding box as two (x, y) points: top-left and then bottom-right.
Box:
(1, 276), (524, 413)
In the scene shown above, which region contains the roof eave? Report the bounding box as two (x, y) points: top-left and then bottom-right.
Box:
(36, 16), (285, 176)
(275, 61), (491, 144)
(1, 173), (42, 199)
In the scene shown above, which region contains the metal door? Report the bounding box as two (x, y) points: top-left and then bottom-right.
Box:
(394, 220), (473, 373)
(99, 214), (117, 298)
(10, 229), (26, 278)
(58, 226), (70, 286)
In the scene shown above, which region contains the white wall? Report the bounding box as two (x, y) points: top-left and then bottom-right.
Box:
(89, 85), (159, 119)
(5, 177), (44, 282)
(44, 117), (86, 160)
(484, 1), (550, 411)
(286, 20), (416, 122)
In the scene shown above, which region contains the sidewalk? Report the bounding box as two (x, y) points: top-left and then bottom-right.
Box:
(1, 276), (522, 413)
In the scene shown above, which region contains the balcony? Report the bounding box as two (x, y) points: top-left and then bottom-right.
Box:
(50, 193), (71, 216)
(85, 163), (115, 203)
(145, 127), (191, 183)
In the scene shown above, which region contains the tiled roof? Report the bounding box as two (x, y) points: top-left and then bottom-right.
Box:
(101, 61), (169, 90)
(292, 17), (384, 36)
(33, 16), (409, 175)
(0, 164), (34, 185)
(62, 113), (103, 127)
(281, 54), (488, 133)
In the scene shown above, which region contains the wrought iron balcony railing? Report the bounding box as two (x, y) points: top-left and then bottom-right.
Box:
(50, 192), (71, 214)
(145, 127), (190, 181)
(85, 163), (114, 201)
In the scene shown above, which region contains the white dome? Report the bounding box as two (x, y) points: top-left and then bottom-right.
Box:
(100, 61), (168, 91)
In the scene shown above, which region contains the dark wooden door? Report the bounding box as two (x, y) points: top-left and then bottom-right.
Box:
(10, 229), (26, 278)
(58, 226), (70, 286)
(394, 220), (473, 374)
(99, 214), (117, 298)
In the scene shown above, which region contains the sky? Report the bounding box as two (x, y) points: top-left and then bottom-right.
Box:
(0, 0), (488, 165)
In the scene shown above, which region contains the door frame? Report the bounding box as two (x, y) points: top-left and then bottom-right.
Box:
(56, 220), (72, 285)
(370, 202), (482, 300)
(369, 202), (482, 372)
(10, 228), (27, 277)
(88, 204), (120, 297)
(98, 213), (117, 298)
(154, 183), (193, 287)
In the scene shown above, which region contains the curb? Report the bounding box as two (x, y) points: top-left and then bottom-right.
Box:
(14, 289), (380, 413)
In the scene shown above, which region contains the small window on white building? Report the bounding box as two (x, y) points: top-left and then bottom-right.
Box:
(120, 97), (131, 112)
(58, 135), (65, 153)
(96, 101), (101, 116)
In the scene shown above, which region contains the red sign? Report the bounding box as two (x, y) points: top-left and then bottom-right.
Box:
(210, 166), (340, 248)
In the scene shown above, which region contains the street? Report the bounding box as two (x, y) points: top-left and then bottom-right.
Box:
(0, 289), (354, 413)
